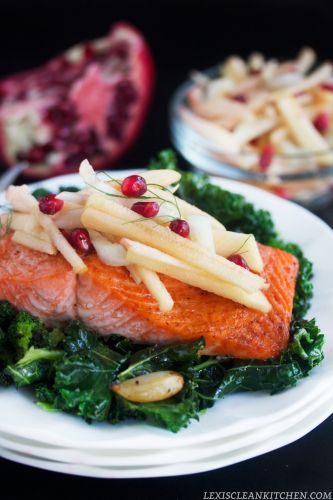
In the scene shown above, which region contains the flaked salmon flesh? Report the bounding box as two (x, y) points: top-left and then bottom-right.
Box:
(0, 235), (299, 359)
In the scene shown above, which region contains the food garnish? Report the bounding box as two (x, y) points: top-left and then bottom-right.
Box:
(169, 219), (190, 238)
(2, 160), (269, 311)
(38, 194), (64, 215)
(68, 228), (93, 254)
(131, 200), (160, 218)
(227, 254), (250, 270)
(3, 160), (268, 313)
(121, 174), (148, 197)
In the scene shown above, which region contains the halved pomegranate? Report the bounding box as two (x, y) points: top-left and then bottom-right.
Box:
(0, 22), (155, 178)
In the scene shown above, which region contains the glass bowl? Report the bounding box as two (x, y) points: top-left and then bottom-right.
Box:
(169, 67), (333, 209)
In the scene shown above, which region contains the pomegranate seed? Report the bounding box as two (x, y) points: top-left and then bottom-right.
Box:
(38, 194), (64, 215)
(109, 41), (129, 60)
(228, 254), (250, 270)
(274, 187), (290, 199)
(107, 80), (138, 141)
(69, 228), (92, 254)
(169, 219), (190, 238)
(232, 94), (247, 103)
(259, 144), (274, 171)
(60, 229), (71, 243)
(313, 111), (330, 134)
(25, 145), (46, 163)
(321, 82), (333, 93)
(121, 175), (147, 197)
(84, 43), (94, 60)
(131, 201), (159, 218)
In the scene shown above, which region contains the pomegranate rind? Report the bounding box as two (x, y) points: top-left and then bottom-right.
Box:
(0, 22), (155, 178)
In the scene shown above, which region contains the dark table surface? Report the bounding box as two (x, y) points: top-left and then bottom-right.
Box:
(1, 1), (333, 497)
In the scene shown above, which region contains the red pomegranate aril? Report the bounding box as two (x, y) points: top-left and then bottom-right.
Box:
(38, 194), (64, 215)
(121, 175), (147, 197)
(108, 41), (130, 60)
(169, 219), (190, 238)
(232, 94), (248, 103)
(24, 145), (46, 163)
(274, 187), (290, 199)
(69, 228), (92, 254)
(84, 44), (94, 61)
(259, 144), (274, 171)
(321, 82), (333, 93)
(131, 201), (159, 218)
(313, 111), (330, 134)
(228, 254), (250, 270)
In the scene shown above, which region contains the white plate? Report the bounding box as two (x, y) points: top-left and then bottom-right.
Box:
(0, 172), (332, 469)
(2, 374), (330, 456)
(1, 392), (333, 478)
(0, 380), (332, 467)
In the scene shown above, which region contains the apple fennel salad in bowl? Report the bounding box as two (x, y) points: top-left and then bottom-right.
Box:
(0, 150), (324, 433)
(170, 47), (333, 207)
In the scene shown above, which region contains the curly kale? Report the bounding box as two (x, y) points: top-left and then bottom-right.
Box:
(267, 239), (314, 321)
(5, 347), (62, 388)
(149, 149), (179, 171)
(0, 327), (14, 369)
(8, 311), (47, 358)
(0, 300), (17, 329)
(109, 319), (323, 432)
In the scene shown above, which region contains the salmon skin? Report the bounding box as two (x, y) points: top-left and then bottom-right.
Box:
(0, 235), (298, 359)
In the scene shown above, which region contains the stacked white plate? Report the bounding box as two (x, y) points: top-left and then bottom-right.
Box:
(0, 173), (332, 478)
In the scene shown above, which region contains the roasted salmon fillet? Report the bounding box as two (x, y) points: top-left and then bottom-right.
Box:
(0, 236), (76, 325)
(0, 235), (298, 359)
(78, 244), (298, 358)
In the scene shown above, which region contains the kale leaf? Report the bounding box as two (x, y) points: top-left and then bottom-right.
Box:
(189, 317), (324, 411)
(52, 355), (116, 421)
(0, 300), (17, 329)
(32, 327), (65, 350)
(110, 384), (201, 433)
(37, 321), (129, 422)
(63, 320), (128, 370)
(0, 328), (14, 385)
(267, 239), (313, 321)
(8, 311), (47, 358)
(149, 149), (179, 171)
(118, 338), (204, 381)
(6, 347), (62, 388)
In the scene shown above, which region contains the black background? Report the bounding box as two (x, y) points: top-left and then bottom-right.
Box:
(0, 0), (333, 498)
